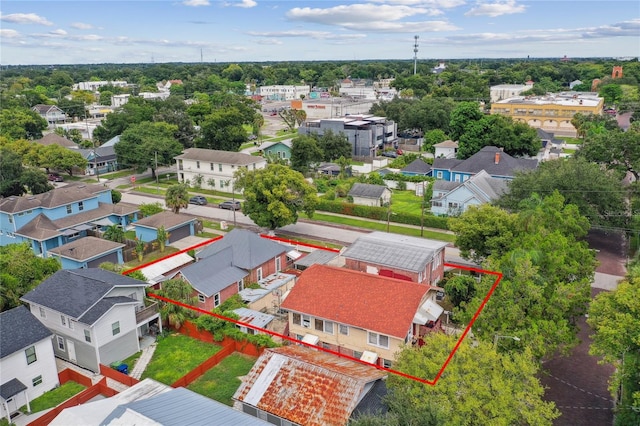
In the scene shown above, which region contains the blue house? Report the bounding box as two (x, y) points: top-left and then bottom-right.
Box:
(431, 146), (537, 182)
(77, 146), (118, 176)
(401, 158), (432, 177)
(431, 170), (509, 216)
(0, 183), (139, 259)
(258, 140), (292, 162)
(133, 211), (196, 244)
(48, 236), (125, 269)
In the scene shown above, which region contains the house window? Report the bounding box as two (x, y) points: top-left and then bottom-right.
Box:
(84, 329), (91, 343)
(8, 215), (12, 224)
(78, 201), (84, 211)
(436, 171), (443, 179)
(60, 315), (66, 326)
(112, 321), (120, 336)
(292, 313), (301, 325)
(32, 375), (43, 387)
(339, 324), (349, 335)
(218, 164), (222, 172)
(214, 293), (220, 307)
(25, 346), (37, 365)
(257, 267), (263, 281)
(353, 350), (363, 360)
(57, 336), (65, 351)
(39, 307), (46, 318)
(315, 319), (334, 334)
(275, 257), (281, 272)
(210, 162), (214, 171)
(66, 205), (72, 214)
(238, 279), (244, 292)
(198, 294), (206, 303)
(368, 332), (389, 348)
(302, 315), (311, 328)
(196, 161), (200, 169)
(383, 359), (393, 368)
(69, 320), (75, 330)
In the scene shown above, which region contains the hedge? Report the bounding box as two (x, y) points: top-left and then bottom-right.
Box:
(316, 200), (450, 230)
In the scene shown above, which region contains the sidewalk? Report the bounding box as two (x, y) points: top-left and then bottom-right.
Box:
(129, 343), (157, 380)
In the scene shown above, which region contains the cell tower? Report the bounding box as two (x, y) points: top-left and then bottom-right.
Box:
(413, 35), (419, 75)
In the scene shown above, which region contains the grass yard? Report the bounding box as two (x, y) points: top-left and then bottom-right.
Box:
(391, 190), (424, 216)
(307, 212), (455, 243)
(141, 334), (222, 385)
(187, 353), (256, 405)
(99, 169), (135, 180)
(275, 233), (343, 250)
(124, 246), (180, 269)
(21, 381), (85, 414)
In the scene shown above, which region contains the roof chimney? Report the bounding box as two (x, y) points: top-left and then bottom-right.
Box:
(494, 152), (500, 164)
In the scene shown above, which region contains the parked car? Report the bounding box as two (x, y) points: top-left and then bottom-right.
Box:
(48, 173), (64, 182)
(396, 149), (404, 155)
(219, 200), (241, 210)
(189, 196), (207, 205)
(382, 151), (398, 158)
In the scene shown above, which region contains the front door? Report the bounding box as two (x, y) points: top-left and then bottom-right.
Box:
(67, 340), (77, 363)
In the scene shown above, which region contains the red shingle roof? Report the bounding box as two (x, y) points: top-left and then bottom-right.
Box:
(281, 264), (429, 338)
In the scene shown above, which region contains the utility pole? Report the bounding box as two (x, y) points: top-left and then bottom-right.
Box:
(155, 151), (159, 194)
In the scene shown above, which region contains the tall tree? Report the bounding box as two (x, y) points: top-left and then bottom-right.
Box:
(38, 144), (88, 176)
(290, 135), (323, 173)
(577, 126), (640, 181)
(317, 130), (352, 161)
(165, 183), (190, 214)
(198, 107), (247, 152)
(0, 107), (48, 140)
(0, 243), (61, 311)
(0, 147), (27, 197)
(115, 121), (183, 179)
(383, 333), (559, 425)
(449, 101), (484, 141)
(156, 279), (197, 329)
(235, 164), (319, 230)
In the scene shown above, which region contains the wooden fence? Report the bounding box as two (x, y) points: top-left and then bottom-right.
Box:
(171, 344), (235, 388)
(99, 364), (141, 387)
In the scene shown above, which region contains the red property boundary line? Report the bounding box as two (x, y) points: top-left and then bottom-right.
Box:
(124, 236), (502, 385)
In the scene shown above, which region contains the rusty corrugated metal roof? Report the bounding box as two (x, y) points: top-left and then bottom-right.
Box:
(233, 346), (386, 426)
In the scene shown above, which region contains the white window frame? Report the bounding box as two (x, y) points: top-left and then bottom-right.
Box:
(112, 321), (120, 336)
(302, 315), (311, 328)
(436, 171), (443, 179)
(57, 336), (65, 351)
(32, 375), (43, 387)
(198, 294), (206, 303)
(275, 256), (281, 272)
(339, 324), (349, 335)
(84, 329), (91, 343)
(238, 279), (244, 292)
(78, 201), (84, 211)
(25, 346), (37, 365)
(256, 267), (263, 281)
(214, 293), (220, 307)
(368, 331), (390, 349)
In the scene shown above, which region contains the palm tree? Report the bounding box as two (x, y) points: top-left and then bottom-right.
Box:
(103, 224), (125, 243)
(157, 279), (197, 329)
(156, 225), (169, 252)
(165, 183), (189, 214)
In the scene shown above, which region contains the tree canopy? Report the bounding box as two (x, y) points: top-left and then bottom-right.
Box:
(235, 164), (318, 230)
(165, 183), (190, 214)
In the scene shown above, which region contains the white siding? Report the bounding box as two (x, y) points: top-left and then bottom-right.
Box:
(94, 304), (138, 348)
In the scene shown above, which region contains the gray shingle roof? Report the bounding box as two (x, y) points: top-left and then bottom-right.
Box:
(341, 231), (448, 273)
(294, 249), (338, 268)
(0, 378), (27, 400)
(21, 269), (146, 319)
(0, 306), (52, 359)
(49, 236), (124, 261)
(15, 213), (61, 241)
(401, 159), (431, 174)
(451, 146), (538, 178)
(36, 133), (78, 148)
(348, 183), (388, 199)
(134, 211), (195, 230)
(196, 229), (289, 270)
(180, 246), (248, 297)
(104, 386), (268, 426)
(432, 157), (463, 170)
(175, 148), (264, 165)
(433, 180), (461, 192)
(78, 296), (137, 325)
(0, 182), (110, 214)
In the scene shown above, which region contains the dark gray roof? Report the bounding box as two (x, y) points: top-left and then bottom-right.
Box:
(175, 148), (264, 165)
(351, 379), (388, 419)
(104, 386), (268, 426)
(21, 269), (146, 319)
(78, 296), (137, 325)
(432, 157), (463, 170)
(401, 159), (431, 174)
(341, 231), (448, 273)
(196, 229), (289, 270)
(0, 306), (52, 359)
(0, 378), (27, 400)
(348, 183), (388, 199)
(0, 182), (109, 214)
(134, 211), (195, 230)
(181, 246), (248, 297)
(451, 146), (538, 178)
(77, 146), (116, 159)
(294, 249), (338, 268)
(536, 128), (564, 146)
(464, 170), (510, 202)
(433, 180), (461, 192)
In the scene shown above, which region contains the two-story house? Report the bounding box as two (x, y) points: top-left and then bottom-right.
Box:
(257, 140), (292, 163)
(431, 170), (510, 216)
(233, 346), (387, 426)
(174, 148), (266, 193)
(0, 183), (139, 261)
(175, 229), (291, 311)
(431, 146), (538, 182)
(281, 265), (443, 368)
(0, 306), (59, 422)
(21, 269), (160, 373)
(341, 231), (447, 285)
(31, 105), (67, 127)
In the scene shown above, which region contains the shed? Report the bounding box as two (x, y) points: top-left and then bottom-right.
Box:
(348, 183), (391, 207)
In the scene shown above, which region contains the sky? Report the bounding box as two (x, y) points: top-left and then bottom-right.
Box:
(0, 0), (638, 65)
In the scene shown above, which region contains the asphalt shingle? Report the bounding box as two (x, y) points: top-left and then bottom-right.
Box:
(0, 306), (52, 359)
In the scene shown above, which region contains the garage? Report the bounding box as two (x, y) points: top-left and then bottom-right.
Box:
(168, 224), (191, 243)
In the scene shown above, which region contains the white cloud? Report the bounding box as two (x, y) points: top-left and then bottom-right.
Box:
(182, 0), (210, 6)
(70, 22), (94, 30)
(0, 13), (53, 26)
(249, 29), (367, 40)
(288, 4), (431, 24)
(465, 0), (526, 17)
(50, 29), (67, 36)
(0, 29), (21, 38)
(224, 0), (258, 8)
(369, 0), (465, 8)
(255, 38), (284, 45)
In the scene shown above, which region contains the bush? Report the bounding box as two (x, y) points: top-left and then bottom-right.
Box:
(321, 189), (336, 200)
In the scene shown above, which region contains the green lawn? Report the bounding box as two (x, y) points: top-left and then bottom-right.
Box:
(99, 169), (135, 180)
(141, 334), (222, 385)
(21, 381), (85, 414)
(187, 353), (256, 405)
(274, 233), (343, 250)
(391, 190), (424, 215)
(124, 246), (180, 269)
(307, 212), (455, 243)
